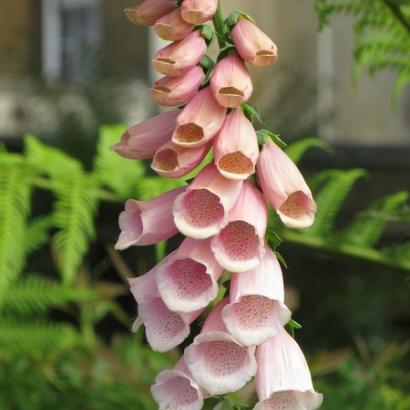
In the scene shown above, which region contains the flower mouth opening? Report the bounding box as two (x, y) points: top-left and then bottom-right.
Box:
(200, 340), (248, 376)
(153, 85), (171, 94)
(219, 87), (244, 97)
(218, 221), (260, 261)
(115, 204), (143, 250)
(218, 151), (253, 178)
(257, 390), (301, 410)
(140, 298), (188, 352)
(156, 57), (175, 65)
(257, 50), (275, 57)
(182, 189), (225, 229)
(165, 258), (213, 302)
(174, 123), (205, 144)
(152, 149), (179, 172)
(181, 10), (203, 24)
(278, 191), (316, 227)
(229, 295), (279, 329)
(153, 375), (201, 409)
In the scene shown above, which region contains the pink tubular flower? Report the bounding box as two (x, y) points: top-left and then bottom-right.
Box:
(115, 187), (185, 250)
(257, 140), (317, 229)
(111, 110), (179, 160)
(151, 140), (211, 179)
(151, 359), (205, 410)
(124, 0), (176, 26)
(153, 31), (207, 77)
(184, 299), (257, 395)
(137, 296), (203, 353)
(210, 54), (253, 108)
(152, 66), (205, 107)
(172, 87), (227, 148)
(222, 248), (291, 346)
(180, 0), (218, 24)
(214, 109), (259, 180)
(173, 163), (243, 239)
(211, 181), (267, 272)
(231, 18), (278, 67)
(154, 8), (194, 41)
(129, 263), (203, 353)
(254, 328), (323, 410)
(155, 238), (224, 313)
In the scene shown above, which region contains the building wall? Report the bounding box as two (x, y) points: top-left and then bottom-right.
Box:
(0, 0), (41, 78)
(222, 0), (410, 146)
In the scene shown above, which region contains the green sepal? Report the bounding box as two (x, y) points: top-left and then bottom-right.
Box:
(240, 103), (263, 124)
(256, 129), (287, 148)
(226, 10), (256, 30)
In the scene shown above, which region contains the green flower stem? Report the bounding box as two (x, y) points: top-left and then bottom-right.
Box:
(213, 0), (227, 48)
(283, 230), (410, 273)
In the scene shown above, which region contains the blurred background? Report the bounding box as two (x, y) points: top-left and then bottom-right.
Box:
(0, 0), (409, 409)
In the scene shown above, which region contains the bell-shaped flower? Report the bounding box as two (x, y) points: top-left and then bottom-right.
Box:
(153, 31), (207, 77)
(111, 110), (178, 160)
(184, 299), (257, 395)
(115, 187), (185, 250)
(125, 0), (176, 26)
(180, 0), (218, 24)
(254, 328), (323, 410)
(210, 54), (253, 108)
(214, 109), (259, 180)
(222, 247), (291, 346)
(257, 140), (316, 229)
(211, 182), (267, 272)
(154, 8), (194, 41)
(173, 163), (243, 239)
(231, 18), (278, 67)
(156, 238), (224, 313)
(172, 87), (227, 148)
(130, 263), (203, 353)
(152, 66), (205, 107)
(151, 359), (205, 410)
(151, 140), (211, 179)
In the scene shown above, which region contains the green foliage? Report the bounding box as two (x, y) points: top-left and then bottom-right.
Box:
(94, 125), (144, 198)
(0, 158), (33, 303)
(2, 275), (94, 316)
(315, 0), (410, 98)
(52, 174), (99, 284)
(276, 140), (410, 272)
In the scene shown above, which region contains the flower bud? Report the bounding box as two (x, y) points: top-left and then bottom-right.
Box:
(154, 8), (194, 41)
(125, 0), (176, 26)
(231, 18), (278, 67)
(210, 54), (253, 108)
(152, 66), (204, 107)
(180, 0), (218, 24)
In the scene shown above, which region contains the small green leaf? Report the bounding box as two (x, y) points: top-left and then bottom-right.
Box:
(257, 129), (287, 148)
(199, 24), (215, 45)
(286, 318), (302, 337)
(226, 11), (256, 29)
(241, 103), (263, 124)
(275, 251), (288, 269)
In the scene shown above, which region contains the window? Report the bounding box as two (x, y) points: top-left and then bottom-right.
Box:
(42, 0), (101, 82)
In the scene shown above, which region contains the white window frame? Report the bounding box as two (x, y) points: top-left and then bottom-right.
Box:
(41, 0), (101, 80)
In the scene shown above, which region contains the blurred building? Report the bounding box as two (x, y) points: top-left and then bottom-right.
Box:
(0, 0), (409, 148)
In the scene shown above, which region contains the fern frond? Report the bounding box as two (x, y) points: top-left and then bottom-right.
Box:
(340, 191), (409, 247)
(52, 174), (99, 284)
(1, 275), (95, 316)
(25, 217), (53, 255)
(286, 138), (332, 165)
(315, 0), (410, 97)
(382, 241), (410, 268)
(93, 125), (145, 199)
(25, 135), (83, 180)
(0, 317), (78, 359)
(0, 159), (33, 302)
(135, 177), (186, 201)
(305, 169), (367, 237)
